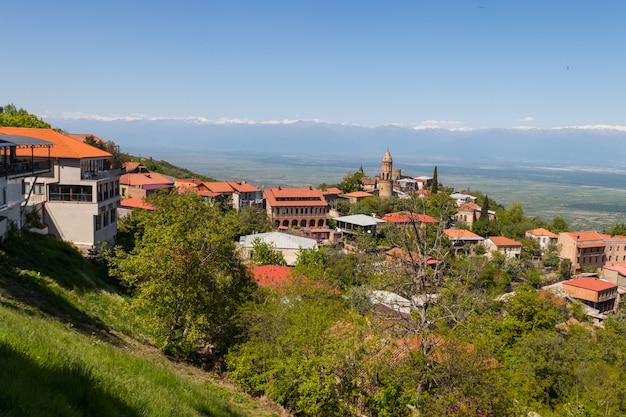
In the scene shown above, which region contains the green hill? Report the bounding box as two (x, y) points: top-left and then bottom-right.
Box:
(0, 230), (282, 417)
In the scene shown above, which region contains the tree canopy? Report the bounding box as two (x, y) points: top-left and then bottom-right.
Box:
(109, 191), (255, 358)
(0, 103), (53, 128)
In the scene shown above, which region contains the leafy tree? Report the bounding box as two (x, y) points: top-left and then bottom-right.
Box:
(251, 237), (286, 266)
(109, 191), (255, 358)
(558, 258), (572, 278)
(339, 171), (364, 193)
(549, 216), (570, 234)
(604, 222), (626, 236)
(431, 166), (439, 194)
(0, 103), (52, 128)
(236, 206), (272, 236)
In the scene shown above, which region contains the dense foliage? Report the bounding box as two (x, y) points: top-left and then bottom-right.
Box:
(0, 103), (53, 128)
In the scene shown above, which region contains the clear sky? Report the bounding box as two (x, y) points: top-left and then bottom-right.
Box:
(3, 1), (625, 129)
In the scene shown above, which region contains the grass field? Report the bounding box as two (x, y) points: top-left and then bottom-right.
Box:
(0, 232), (282, 417)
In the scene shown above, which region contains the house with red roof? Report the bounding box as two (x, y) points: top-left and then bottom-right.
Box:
(175, 179), (262, 211)
(120, 171), (175, 198)
(264, 186), (329, 229)
(454, 202), (494, 229)
(0, 131), (53, 239)
(561, 277), (618, 313)
(0, 127), (121, 251)
(525, 227), (558, 253)
(444, 228), (485, 255)
(484, 236), (522, 259)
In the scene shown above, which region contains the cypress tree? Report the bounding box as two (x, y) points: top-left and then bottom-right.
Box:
(431, 166), (438, 194)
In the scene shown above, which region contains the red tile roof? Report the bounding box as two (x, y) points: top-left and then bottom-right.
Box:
(563, 277), (617, 292)
(526, 227), (558, 239)
(488, 236), (522, 247)
(120, 197), (156, 210)
(605, 264), (626, 276)
(251, 265), (294, 288)
(444, 229), (483, 239)
(250, 265), (340, 294)
(120, 172), (175, 187)
(264, 186), (328, 207)
(342, 191), (373, 198)
(381, 211), (438, 224)
(0, 127), (112, 159)
(564, 231), (605, 242)
(321, 187), (342, 195)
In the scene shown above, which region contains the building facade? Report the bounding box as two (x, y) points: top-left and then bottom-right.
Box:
(264, 186), (329, 229)
(1, 128), (121, 251)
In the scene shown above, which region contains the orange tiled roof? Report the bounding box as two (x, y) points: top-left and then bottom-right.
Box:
(458, 202), (481, 211)
(563, 277), (617, 292)
(444, 229), (483, 239)
(381, 211), (438, 224)
(120, 197), (156, 210)
(0, 127), (112, 159)
(526, 227), (558, 239)
(488, 236), (522, 247)
(176, 178), (204, 188)
(322, 187), (342, 195)
(564, 231), (605, 242)
(264, 187), (328, 207)
(229, 181), (259, 193)
(120, 172), (174, 187)
(342, 191), (373, 198)
(67, 133), (108, 145)
(251, 265), (294, 288)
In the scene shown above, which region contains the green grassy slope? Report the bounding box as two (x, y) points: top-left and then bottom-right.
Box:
(0, 231), (281, 417)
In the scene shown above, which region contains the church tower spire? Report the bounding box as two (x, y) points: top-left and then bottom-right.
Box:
(379, 149), (393, 197)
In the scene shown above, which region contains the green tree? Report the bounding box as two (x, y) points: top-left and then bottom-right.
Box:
(339, 171), (364, 193)
(109, 191), (255, 357)
(604, 222), (626, 236)
(251, 237), (286, 266)
(431, 166), (439, 194)
(236, 206), (272, 236)
(549, 216), (570, 234)
(0, 103), (52, 128)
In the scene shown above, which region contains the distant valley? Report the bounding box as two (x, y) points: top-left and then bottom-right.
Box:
(51, 117), (626, 230)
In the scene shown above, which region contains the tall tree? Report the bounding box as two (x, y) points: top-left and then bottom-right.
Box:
(251, 237), (286, 266)
(431, 166), (439, 194)
(339, 171), (364, 193)
(109, 191), (255, 357)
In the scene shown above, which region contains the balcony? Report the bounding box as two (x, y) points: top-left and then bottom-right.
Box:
(0, 158), (52, 179)
(81, 168), (124, 181)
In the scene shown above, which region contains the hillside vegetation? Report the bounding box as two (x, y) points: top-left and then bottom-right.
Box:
(0, 230), (282, 417)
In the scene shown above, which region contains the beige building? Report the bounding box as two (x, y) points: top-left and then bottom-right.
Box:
(484, 236), (522, 258)
(1, 127), (121, 251)
(558, 231), (606, 274)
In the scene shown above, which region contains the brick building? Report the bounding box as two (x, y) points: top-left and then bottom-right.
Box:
(264, 186), (329, 229)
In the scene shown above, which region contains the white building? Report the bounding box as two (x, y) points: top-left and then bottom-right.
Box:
(0, 127), (121, 251)
(0, 133), (53, 239)
(239, 231), (318, 266)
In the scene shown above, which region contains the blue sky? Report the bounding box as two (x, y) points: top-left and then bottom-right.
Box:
(3, 1), (625, 129)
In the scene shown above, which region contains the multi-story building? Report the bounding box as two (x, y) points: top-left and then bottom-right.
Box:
(603, 235), (626, 267)
(264, 186), (329, 229)
(0, 127), (121, 251)
(558, 231), (607, 274)
(0, 132), (53, 239)
(561, 277), (618, 314)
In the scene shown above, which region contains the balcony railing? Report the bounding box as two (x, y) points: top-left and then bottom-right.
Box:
(81, 168), (124, 181)
(0, 158), (52, 179)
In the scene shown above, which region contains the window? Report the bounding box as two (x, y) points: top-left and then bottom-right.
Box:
(49, 184), (93, 202)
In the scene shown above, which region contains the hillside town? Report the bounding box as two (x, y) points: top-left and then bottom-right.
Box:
(4, 123), (626, 416)
(1, 126), (624, 321)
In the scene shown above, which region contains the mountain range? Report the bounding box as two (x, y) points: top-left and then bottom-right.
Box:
(46, 117), (626, 171)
